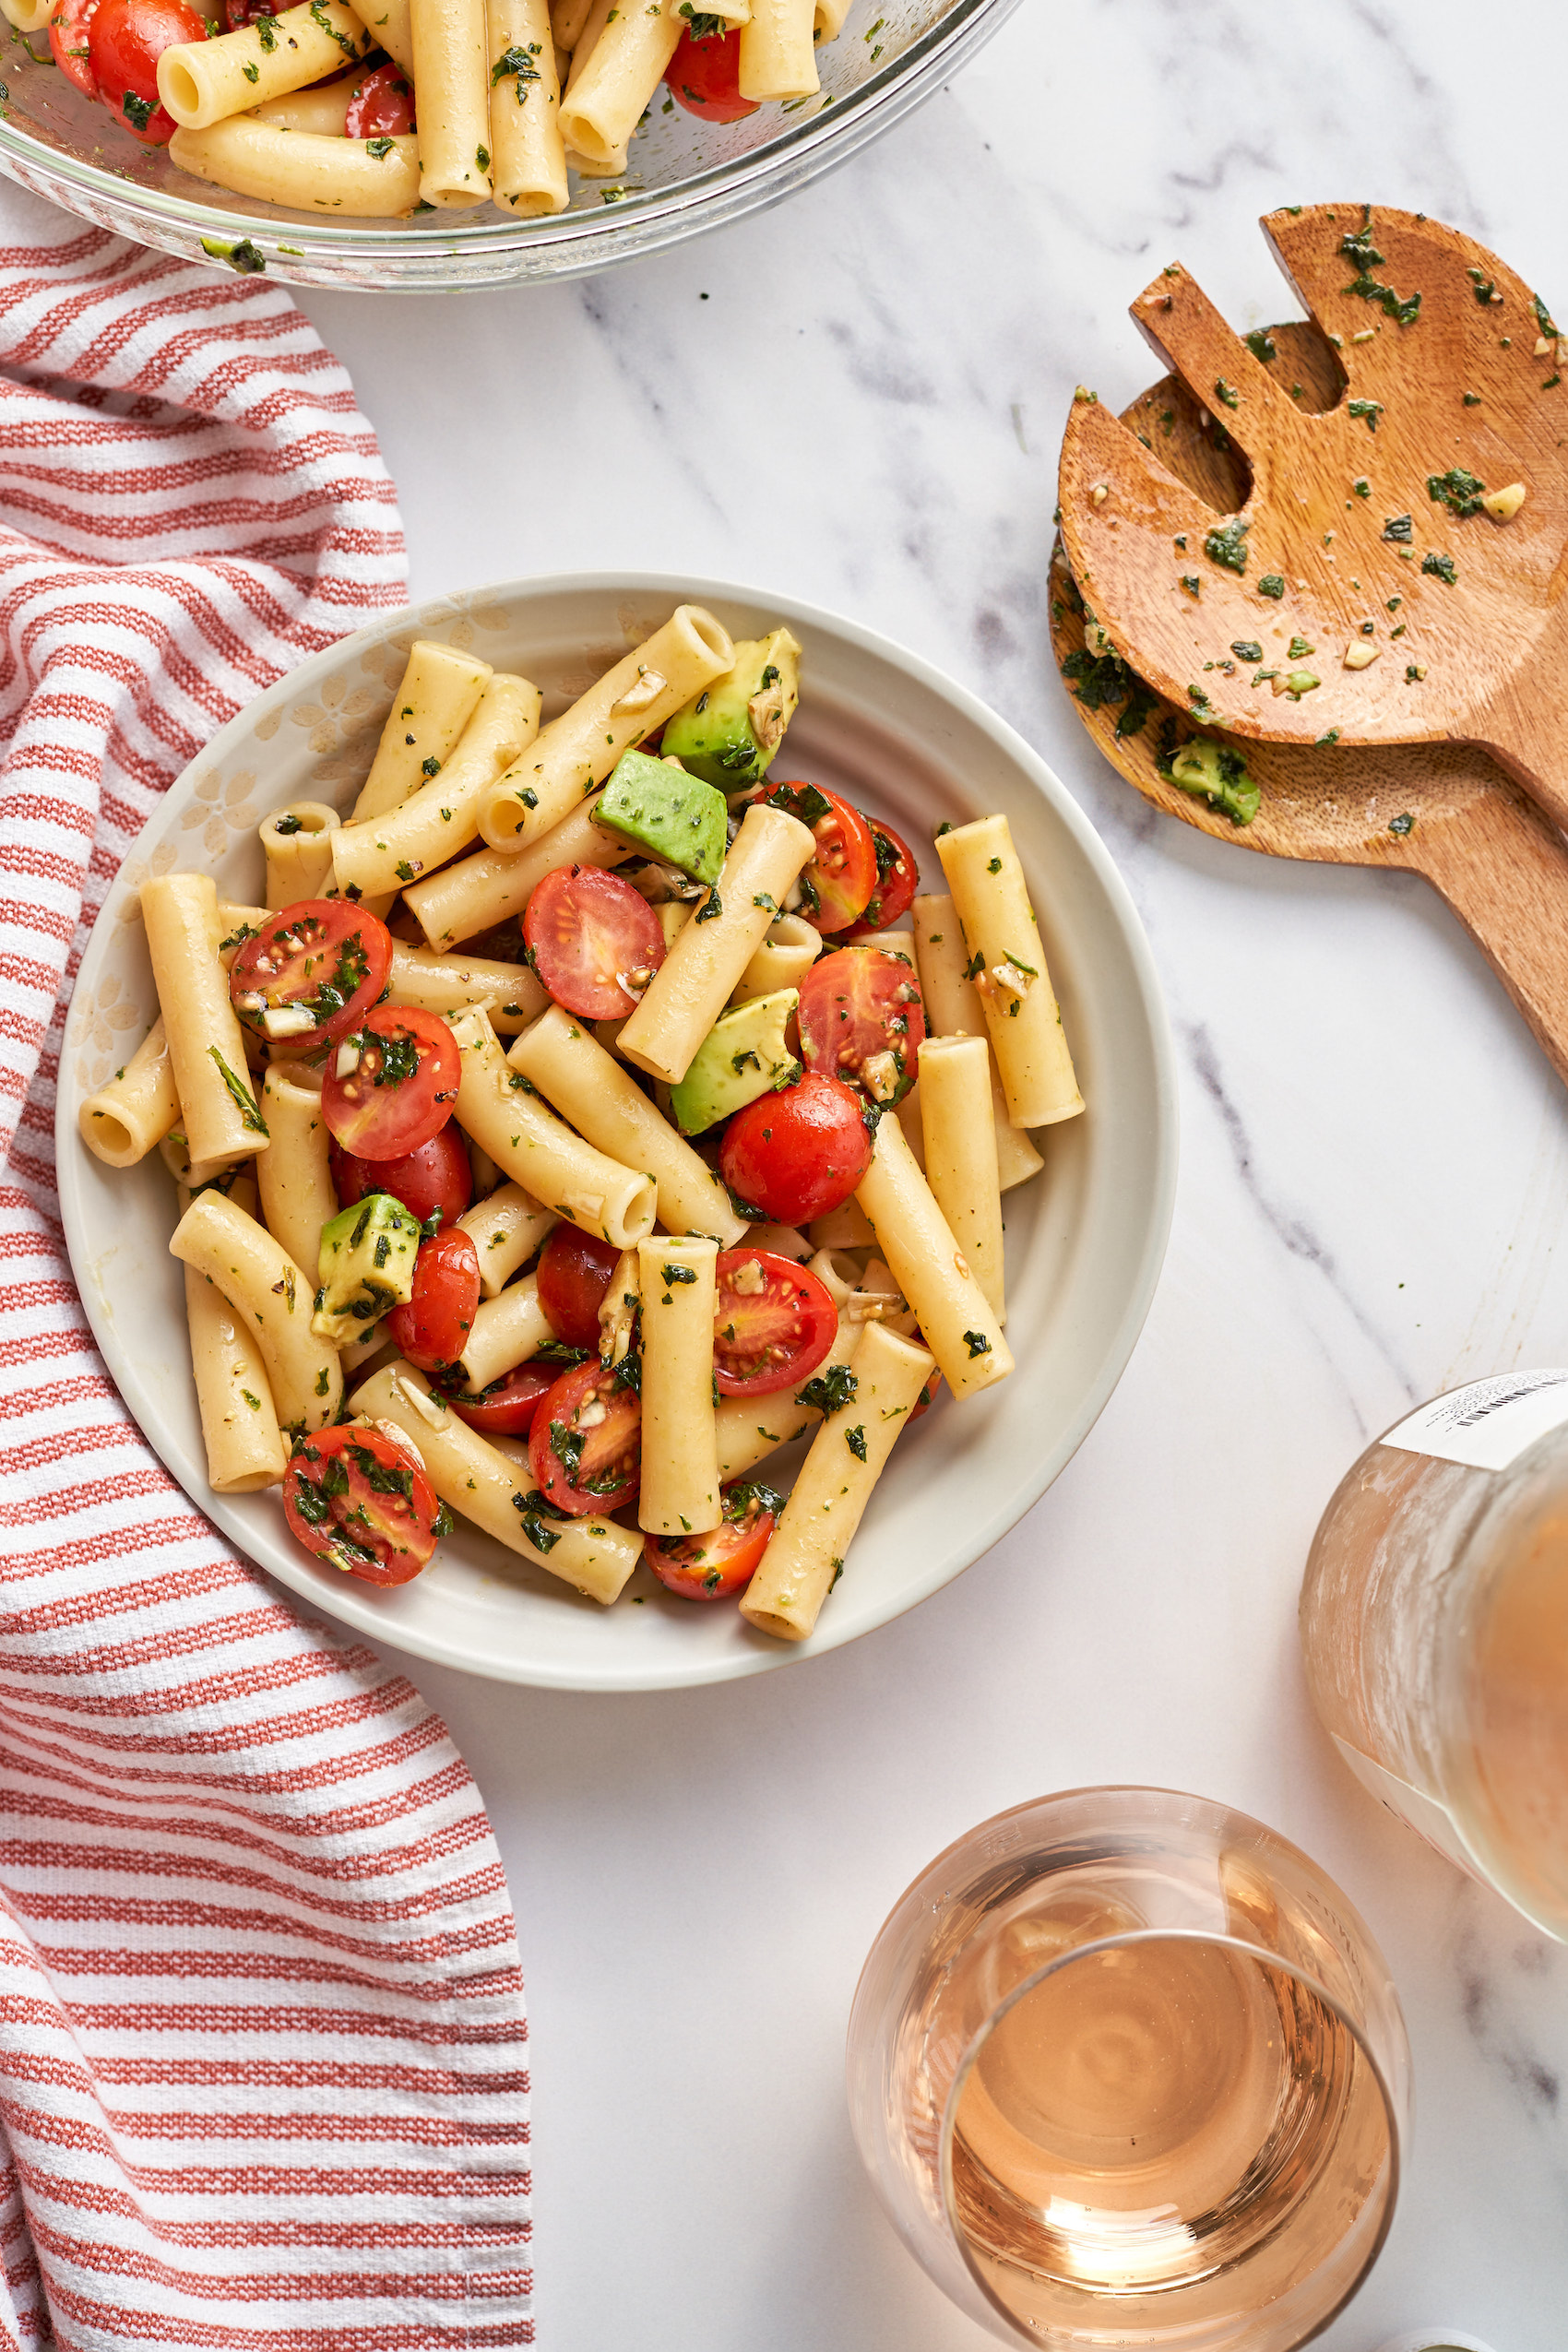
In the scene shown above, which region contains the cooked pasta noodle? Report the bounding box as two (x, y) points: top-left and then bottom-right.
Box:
(636, 1236), (722, 1536)
(260, 802), (339, 909)
(935, 816), (1085, 1129)
(853, 1111), (1013, 1399)
(77, 1020), (179, 1170)
(449, 1005), (658, 1248)
(410, 0), (493, 207)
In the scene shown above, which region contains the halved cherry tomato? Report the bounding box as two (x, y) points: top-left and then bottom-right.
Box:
(664, 23), (757, 122)
(529, 1358), (640, 1517)
(523, 865), (666, 1020)
(88, 0), (206, 146)
(910, 1365), (944, 1421)
(764, 782), (878, 933)
(50, 0), (100, 97)
(446, 1360), (554, 1438)
(536, 1224), (621, 1349)
(386, 1229), (481, 1373)
(284, 1423), (443, 1586)
(322, 1006), (460, 1160)
(719, 1070), (873, 1225)
(798, 946), (925, 1107)
(712, 1248), (837, 1396)
(647, 1479), (782, 1600)
(345, 57), (413, 136)
(230, 899), (392, 1056)
(842, 818), (920, 939)
(331, 1125), (473, 1229)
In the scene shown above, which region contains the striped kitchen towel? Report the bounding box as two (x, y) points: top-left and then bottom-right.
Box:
(0, 182), (533, 2348)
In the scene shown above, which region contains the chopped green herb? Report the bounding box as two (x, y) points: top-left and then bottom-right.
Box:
(1427, 467), (1486, 517)
(1244, 328), (1277, 363)
(799, 1363), (858, 1416)
(1421, 551), (1457, 585)
(1230, 640), (1264, 663)
(1258, 574), (1285, 600)
(1204, 518), (1249, 574)
(1388, 811), (1415, 837)
(207, 1049), (267, 1135)
(1348, 398), (1383, 433)
(963, 1330), (992, 1360)
(1214, 378), (1240, 409)
(1382, 515), (1412, 543)
(845, 1425), (867, 1462)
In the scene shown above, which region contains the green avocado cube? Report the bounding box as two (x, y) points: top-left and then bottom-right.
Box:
(669, 988), (802, 1136)
(312, 1192), (422, 1345)
(597, 748), (728, 885)
(659, 627), (801, 793)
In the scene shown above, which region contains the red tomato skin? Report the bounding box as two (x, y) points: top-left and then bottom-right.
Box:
(647, 1484), (778, 1600)
(524, 864), (666, 1021)
(841, 819), (920, 939)
(528, 1359), (641, 1517)
(321, 1005), (460, 1161)
(664, 25), (757, 121)
(535, 1224), (621, 1350)
(797, 945), (926, 1106)
(766, 783), (879, 934)
(344, 58), (413, 135)
(89, 0), (206, 146)
(712, 1248), (837, 1396)
(447, 1362), (554, 1438)
(331, 1126), (472, 1229)
(283, 1423), (440, 1586)
(386, 1229), (481, 1373)
(230, 898), (393, 1056)
(719, 1072), (873, 1225)
(224, 0), (277, 23)
(50, 0), (100, 97)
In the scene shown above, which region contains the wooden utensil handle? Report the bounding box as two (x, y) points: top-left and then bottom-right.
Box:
(1414, 791), (1568, 1089)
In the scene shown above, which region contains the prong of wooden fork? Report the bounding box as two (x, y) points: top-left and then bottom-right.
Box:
(1129, 266), (1311, 492)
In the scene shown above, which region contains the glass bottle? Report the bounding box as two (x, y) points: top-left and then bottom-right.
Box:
(1300, 1372), (1568, 1940)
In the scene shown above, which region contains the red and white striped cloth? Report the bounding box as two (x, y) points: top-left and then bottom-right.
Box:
(0, 184), (533, 2348)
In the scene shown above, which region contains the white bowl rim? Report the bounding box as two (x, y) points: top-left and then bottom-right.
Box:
(56, 569), (1178, 1692)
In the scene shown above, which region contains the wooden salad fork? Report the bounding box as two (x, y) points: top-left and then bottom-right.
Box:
(1057, 206), (1568, 829)
(1050, 321), (1568, 1090)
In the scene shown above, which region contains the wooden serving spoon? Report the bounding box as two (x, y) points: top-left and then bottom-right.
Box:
(1058, 206), (1568, 829)
(1051, 321), (1568, 1090)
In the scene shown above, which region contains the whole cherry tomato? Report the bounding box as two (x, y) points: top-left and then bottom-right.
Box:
(88, 0), (207, 148)
(719, 1071), (873, 1225)
(386, 1229), (481, 1374)
(331, 1125), (473, 1229)
(535, 1224), (622, 1350)
(664, 22), (756, 123)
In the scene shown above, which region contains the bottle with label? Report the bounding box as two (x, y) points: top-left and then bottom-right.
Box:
(1300, 1372), (1568, 1940)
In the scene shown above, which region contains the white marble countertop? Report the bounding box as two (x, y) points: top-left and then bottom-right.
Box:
(293, 4), (1567, 2344)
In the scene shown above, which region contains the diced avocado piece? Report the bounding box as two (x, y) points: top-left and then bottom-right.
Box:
(669, 988), (802, 1136)
(659, 627), (802, 793)
(1167, 738), (1259, 826)
(311, 1193), (422, 1344)
(597, 748), (728, 885)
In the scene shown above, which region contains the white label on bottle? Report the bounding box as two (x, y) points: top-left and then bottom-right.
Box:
(1379, 1370), (1568, 1472)
(1332, 1735), (1483, 1881)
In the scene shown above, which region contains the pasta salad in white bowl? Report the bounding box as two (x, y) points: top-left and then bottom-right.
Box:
(58, 576), (1175, 1692)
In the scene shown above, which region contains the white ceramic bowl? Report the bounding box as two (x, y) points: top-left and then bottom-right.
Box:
(57, 574), (1176, 1692)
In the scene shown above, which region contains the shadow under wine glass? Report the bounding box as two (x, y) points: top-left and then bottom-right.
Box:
(846, 1788), (1410, 2350)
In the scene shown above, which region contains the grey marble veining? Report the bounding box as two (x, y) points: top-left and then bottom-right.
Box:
(293, 4), (1568, 2344)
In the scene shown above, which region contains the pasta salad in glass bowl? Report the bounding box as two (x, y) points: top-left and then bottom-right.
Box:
(58, 576), (1175, 1691)
(0, 0), (1020, 290)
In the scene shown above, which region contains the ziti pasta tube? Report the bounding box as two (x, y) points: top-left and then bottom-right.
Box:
(182, 1258), (289, 1492)
(479, 606), (733, 848)
(260, 802), (339, 909)
(257, 1068), (339, 1288)
(141, 872), (268, 1175)
(853, 1111), (1013, 1399)
(449, 1006), (657, 1249)
(730, 912), (822, 1006)
(362, 0), (414, 72)
(404, 790), (636, 948)
(169, 1191), (342, 1434)
(557, 0), (682, 169)
(353, 640), (494, 825)
(411, 0), (493, 208)
(935, 817), (1084, 1129)
(170, 122), (421, 215)
(918, 1035), (1005, 1324)
(389, 941), (548, 1037)
(740, 1323), (934, 1642)
(332, 671), (542, 901)
(618, 801), (815, 1085)
(77, 1019), (179, 1169)
(507, 1006), (746, 1244)
(249, 76), (353, 133)
(738, 0), (817, 101)
(637, 1236), (722, 1537)
(352, 1361), (641, 1603)
(912, 892), (1046, 1190)
(456, 1277), (551, 1391)
(157, 1), (373, 128)
(457, 1182), (558, 1298)
(489, 0), (568, 217)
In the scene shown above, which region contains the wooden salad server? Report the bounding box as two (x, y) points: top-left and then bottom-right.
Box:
(1058, 206), (1568, 829)
(1051, 322), (1568, 1091)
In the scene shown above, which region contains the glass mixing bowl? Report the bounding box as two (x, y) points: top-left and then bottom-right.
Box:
(0, 0), (1019, 291)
